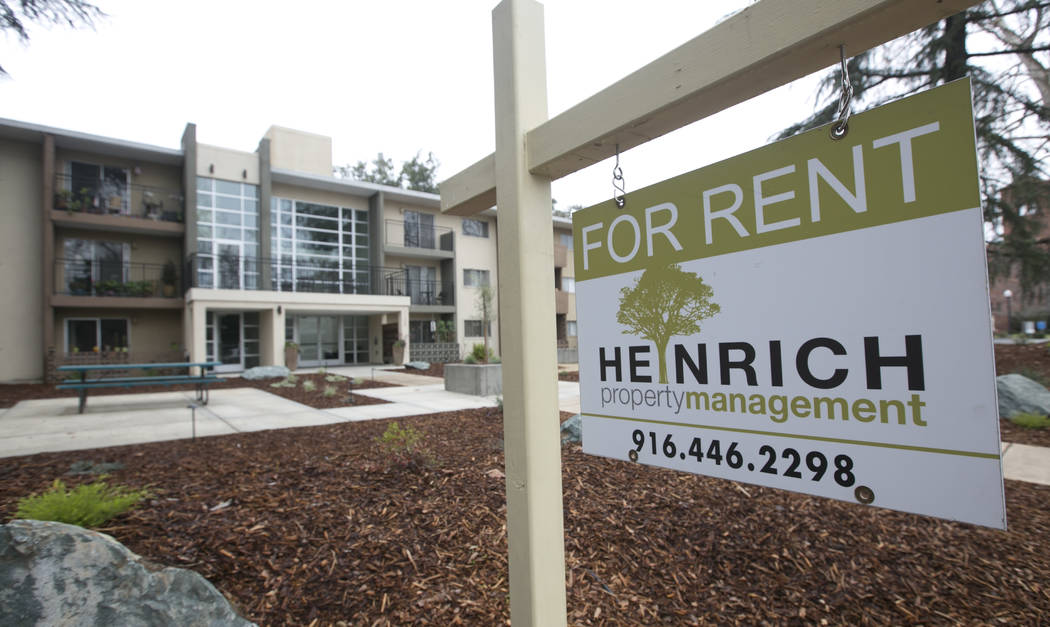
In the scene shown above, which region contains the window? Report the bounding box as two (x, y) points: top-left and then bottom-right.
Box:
(559, 232), (573, 251)
(63, 239), (128, 292)
(68, 161), (129, 213)
(66, 318), (128, 352)
(561, 277), (575, 293)
(271, 198), (370, 294)
(464, 268), (490, 287)
(567, 321), (578, 337)
(410, 320), (436, 344)
(404, 210), (435, 248)
(196, 177), (260, 289)
(465, 320), (492, 337)
(463, 218), (489, 238)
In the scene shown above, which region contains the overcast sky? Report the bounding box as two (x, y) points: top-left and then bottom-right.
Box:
(0, 0), (828, 210)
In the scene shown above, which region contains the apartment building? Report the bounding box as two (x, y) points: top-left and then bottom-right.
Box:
(0, 118), (500, 382)
(553, 216), (578, 352)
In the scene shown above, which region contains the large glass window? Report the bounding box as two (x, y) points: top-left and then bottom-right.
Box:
(562, 277), (576, 293)
(410, 320), (436, 343)
(463, 268), (490, 288)
(66, 318), (128, 352)
(196, 177), (260, 289)
(464, 320), (492, 337)
(271, 198), (370, 293)
(559, 232), (573, 251)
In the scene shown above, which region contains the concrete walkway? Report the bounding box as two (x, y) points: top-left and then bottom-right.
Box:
(3, 371), (1050, 490)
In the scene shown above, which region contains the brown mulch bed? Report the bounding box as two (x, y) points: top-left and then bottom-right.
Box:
(2, 407), (1049, 625)
(0, 372), (392, 410)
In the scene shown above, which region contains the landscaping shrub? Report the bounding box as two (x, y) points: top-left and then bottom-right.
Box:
(470, 343), (494, 363)
(1010, 412), (1050, 430)
(302, 380), (316, 393)
(14, 478), (149, 528)
(376, 421), (431, 468)
(323, 384), (337, 397)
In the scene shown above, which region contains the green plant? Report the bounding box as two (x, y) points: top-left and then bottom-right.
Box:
(1009, 412), (1050, 429)
(285, 341), (299, 351)
(323, 384), (337, 397)
(161, 260), (178, 286)
(464, 354), (477, 364)
(302, 380), (316, 393)
(15, 478), (149, 528)
(470, 343), (494, 363)
(394, 338), (406, 349)
(325, 374), (347, 383)
(1013, 333), (1031, 345)
(376, 421), (431, 468)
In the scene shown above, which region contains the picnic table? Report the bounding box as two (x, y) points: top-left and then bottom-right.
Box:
(57, 362), (222, 414)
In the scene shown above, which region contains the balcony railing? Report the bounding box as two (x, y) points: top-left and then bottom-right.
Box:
(54, 173), (184, 223)
(386, 276), (455, 306)
(385, 219), (454, 252)
(54, 259), (182, 298)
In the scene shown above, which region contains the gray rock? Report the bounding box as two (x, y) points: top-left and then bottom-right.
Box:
(561, 414), (582, 445)
(242, 365), (290, 380)
(0, 520), (255, 626)
(404, 361), (430, 370)
(997, 373), (1050, 419)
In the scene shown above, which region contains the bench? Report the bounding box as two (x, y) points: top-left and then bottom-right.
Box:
(57, 362), (222, 414)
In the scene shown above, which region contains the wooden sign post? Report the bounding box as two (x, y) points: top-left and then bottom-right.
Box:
(439, 1), (981, 624)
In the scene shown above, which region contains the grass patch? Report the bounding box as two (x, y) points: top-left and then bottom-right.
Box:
(302, 380), (316, 393)
(1013, 368), (1050, 388)
(15, 478), (149, 528)
(1009, 412), (1050, 430)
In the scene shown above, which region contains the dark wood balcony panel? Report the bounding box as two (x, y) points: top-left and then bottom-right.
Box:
(555, 289), (569, 314)
(554, 243), (568, 268)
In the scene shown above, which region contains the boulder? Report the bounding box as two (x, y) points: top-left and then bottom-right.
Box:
(561, 414), (582, 445)
(0, 519), (255, 626)
(404, 361), (430, 371)
(996, 373), (1050, 419)
(242, 365), (290, 380)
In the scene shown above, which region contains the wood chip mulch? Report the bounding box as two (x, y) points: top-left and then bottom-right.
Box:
(2, 406), (1050, 625)
(0, 372), (391, 411)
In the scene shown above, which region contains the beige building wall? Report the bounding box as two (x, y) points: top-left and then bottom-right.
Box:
(53, 308), (181, 356)
(264, 126), (333, 177)
(453, 213), (500, 357)
(197, 144), (260, 184)
(0, 139), (44, 381)
(271, 183), (370, 212)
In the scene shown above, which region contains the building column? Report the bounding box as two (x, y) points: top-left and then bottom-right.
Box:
(258, 138), (272, 288)
(41, 134), (55, 376)
(260, 306), (284, 367)
(188, 299), (208, 368)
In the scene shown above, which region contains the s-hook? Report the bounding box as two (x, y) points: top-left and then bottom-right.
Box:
(831, 44), (853, 140)
(612, 144), (626, 208)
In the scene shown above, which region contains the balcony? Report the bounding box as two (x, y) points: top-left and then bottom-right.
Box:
(555, 289), (569, 314)
(52, 174), (184, 237)
(386, 276), (455, 310)
(554, 243), (568, 268)
(52, 259), (183, 309)
(384, 219), (454, 259)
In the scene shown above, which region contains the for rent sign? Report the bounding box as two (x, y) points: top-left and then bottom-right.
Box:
(572, 79), (1005, 528)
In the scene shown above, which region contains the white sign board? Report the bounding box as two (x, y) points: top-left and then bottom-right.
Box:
(572, 80), (1005, 528)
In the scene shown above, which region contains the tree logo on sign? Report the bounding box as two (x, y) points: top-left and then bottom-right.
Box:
(617, 263), (720, 384)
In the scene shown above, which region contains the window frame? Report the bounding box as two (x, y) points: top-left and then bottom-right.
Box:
(462, 218), (489, 238)
(64, 317), (130, 353)
(463, 268), (491, 288)
(464, 319), (493, 338)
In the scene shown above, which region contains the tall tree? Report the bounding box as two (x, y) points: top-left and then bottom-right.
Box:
(400, 151), (439, 193)
(475, 285), (494, 363)
(1, 0), (103, 76)
(779, 0), (1049, 288)
(617, 263), (720, 385)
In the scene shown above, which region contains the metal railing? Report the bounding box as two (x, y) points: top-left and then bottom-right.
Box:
(54, 258), (181, 298)
(185, 254), (455, 303)
(385, 219), (454, 252)
(54, 173), (184, 222)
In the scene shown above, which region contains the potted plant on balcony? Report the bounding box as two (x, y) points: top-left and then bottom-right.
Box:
(143, 191), (163, 220)
(284, 341), (300, 371)
(392, 338), (406, 366)
(161, 260), (178, 297)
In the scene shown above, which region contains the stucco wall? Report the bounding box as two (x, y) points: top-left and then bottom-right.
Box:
(0, 139), (44, 381)
(264, 126), (333, 177)
(197, 144), (259, 184)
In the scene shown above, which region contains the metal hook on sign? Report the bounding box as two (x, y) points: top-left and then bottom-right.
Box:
(830, 44), (853, 140)
(612, 144), (626, 208)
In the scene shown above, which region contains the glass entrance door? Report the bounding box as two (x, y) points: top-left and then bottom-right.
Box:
(298, 315), (341, 366)
(216, 313), (243, 373)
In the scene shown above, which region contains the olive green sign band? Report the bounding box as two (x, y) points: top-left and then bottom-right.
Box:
(572, 78), (980, 281)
